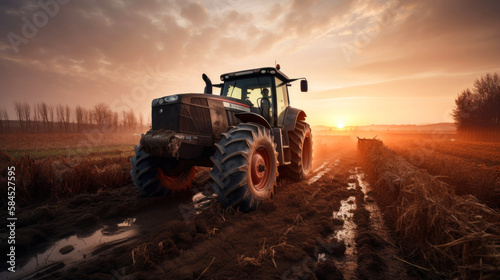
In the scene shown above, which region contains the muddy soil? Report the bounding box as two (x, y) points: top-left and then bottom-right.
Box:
(1, 138), (415, 280)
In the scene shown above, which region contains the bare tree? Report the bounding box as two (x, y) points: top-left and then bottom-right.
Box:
(82, 107), (91, 129)
(14, 102), (23, 131)
(33, 104), (39, 132)
(2, 110), (9, 131)
(48, 104), (54, 132)
(121, 110), (126, 130)
(112, 111), (119, 132)
(38, 102), (49, 131)
(139, 113), (144, 130)
(0, 108), (4, 130)
(64, 105), (71, 131)
(22, 103), (31, 132)
(76, 106), (92, 131)
(122, 109), (137, 131)
(56, 104), (65, 131)
(92, 103), (113, 131)
(76, 105), (84, 132)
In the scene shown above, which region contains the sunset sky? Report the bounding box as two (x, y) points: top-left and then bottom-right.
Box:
(1, 0), (500, 127)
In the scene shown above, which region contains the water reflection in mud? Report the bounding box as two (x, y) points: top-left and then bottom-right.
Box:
(331, 178), (358, 279)
(308, 161), (334, 185)
(5, 218), (136, 280)
(192, 192), (217, 212)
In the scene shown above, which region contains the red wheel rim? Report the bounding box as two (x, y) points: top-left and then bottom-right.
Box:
(161, 162), (185, 180)
(251, 146), (271, 191)
(159, 168), (184, 181)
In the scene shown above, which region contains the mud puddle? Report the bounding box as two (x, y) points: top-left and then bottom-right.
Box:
(354, 168), (409, 279)
(327, 167), (391, 280)
(329, 167), (407, 280)
(308, 159), (339, 185)
(329, 176), (358, 279)
(3, 218), (137, 280)
(355, 171), (384, 231)
(353, 168), (393, 241)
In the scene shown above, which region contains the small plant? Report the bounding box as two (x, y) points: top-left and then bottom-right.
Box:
(238, 238), (286, 268)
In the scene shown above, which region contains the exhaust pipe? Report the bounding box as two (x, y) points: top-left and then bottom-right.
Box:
(202, 73), (212, 94)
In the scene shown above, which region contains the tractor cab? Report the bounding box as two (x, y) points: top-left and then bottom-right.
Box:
(217, 67), (307, 127)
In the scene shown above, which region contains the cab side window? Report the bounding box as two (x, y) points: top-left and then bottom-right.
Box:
(275, 77), (289, 127)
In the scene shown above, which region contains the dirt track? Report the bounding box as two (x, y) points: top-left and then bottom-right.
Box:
(1, 138), (414, 280)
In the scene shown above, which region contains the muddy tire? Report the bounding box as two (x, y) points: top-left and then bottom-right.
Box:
(285, 120), (313, 180)
(130, 145), (195, 196)
(210, 123), (278, 211)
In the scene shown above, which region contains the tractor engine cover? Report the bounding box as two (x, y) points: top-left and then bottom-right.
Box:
(141, 93), (248, 160)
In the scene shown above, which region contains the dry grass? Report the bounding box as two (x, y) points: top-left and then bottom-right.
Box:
(1, 152), (132, 206)
(207, 227), (219, 239)
(360, 140), (500, 279)
(238, 237), (287, 268)
(0, 132), (138, 206)
(131, 239), (178, 271)
(388, 139), (500, 208)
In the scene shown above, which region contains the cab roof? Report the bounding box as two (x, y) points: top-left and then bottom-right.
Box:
(220, 67), (290, 82)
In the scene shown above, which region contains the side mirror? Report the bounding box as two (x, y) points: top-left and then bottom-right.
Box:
(300, 80), (308, 92)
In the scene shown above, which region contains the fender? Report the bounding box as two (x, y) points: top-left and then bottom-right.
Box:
(235, 112), (272, 131)
(282, 107), (307, 132)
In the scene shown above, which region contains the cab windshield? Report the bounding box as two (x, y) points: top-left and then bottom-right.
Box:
(221, 76), (273, 121)
(222, 76), (271, 105)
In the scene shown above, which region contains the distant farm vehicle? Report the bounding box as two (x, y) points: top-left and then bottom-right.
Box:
(131, 66), (312, 211)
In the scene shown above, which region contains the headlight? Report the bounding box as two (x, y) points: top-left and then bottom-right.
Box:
(152, 99), (158, 105)
(158, 98), (164, 104)
(164, 95), (178, 102)
(260, 69), (267, 74)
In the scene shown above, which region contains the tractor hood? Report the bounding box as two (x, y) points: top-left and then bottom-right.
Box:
(150, 93), (251, 135)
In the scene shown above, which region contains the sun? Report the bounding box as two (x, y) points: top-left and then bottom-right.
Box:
(337, 122), (345, 129)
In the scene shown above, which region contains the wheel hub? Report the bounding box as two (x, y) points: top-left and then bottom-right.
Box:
(258, 164), (266, 172)
(251, 146), (271, 191)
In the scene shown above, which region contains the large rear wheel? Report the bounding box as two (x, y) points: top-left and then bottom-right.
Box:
(285, 120), (313, 180)
(130, 145), (196, 196)
(210, 123), (278, 211)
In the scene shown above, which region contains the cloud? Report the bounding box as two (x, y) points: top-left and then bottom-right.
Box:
(181, 2), (208, 26)
(0, 0), (499, 126)
(344, 0), (500, 78)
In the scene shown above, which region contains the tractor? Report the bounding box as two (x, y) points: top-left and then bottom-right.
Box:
(130, 66), (313, 211)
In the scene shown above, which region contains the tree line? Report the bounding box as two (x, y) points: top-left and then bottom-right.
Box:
(0, 102), (148, 133)
(452, 73), (500, 141)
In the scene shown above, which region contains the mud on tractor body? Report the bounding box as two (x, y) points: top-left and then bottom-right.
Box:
(131, 66), (313, 211)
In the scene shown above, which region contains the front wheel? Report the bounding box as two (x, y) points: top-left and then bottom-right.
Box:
(130, 145), (196, 196)
(210, 123), (278, 211)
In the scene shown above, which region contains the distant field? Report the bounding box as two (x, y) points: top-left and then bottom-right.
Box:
(0, 132), (141, 159)
(386, 138), (500, 208)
